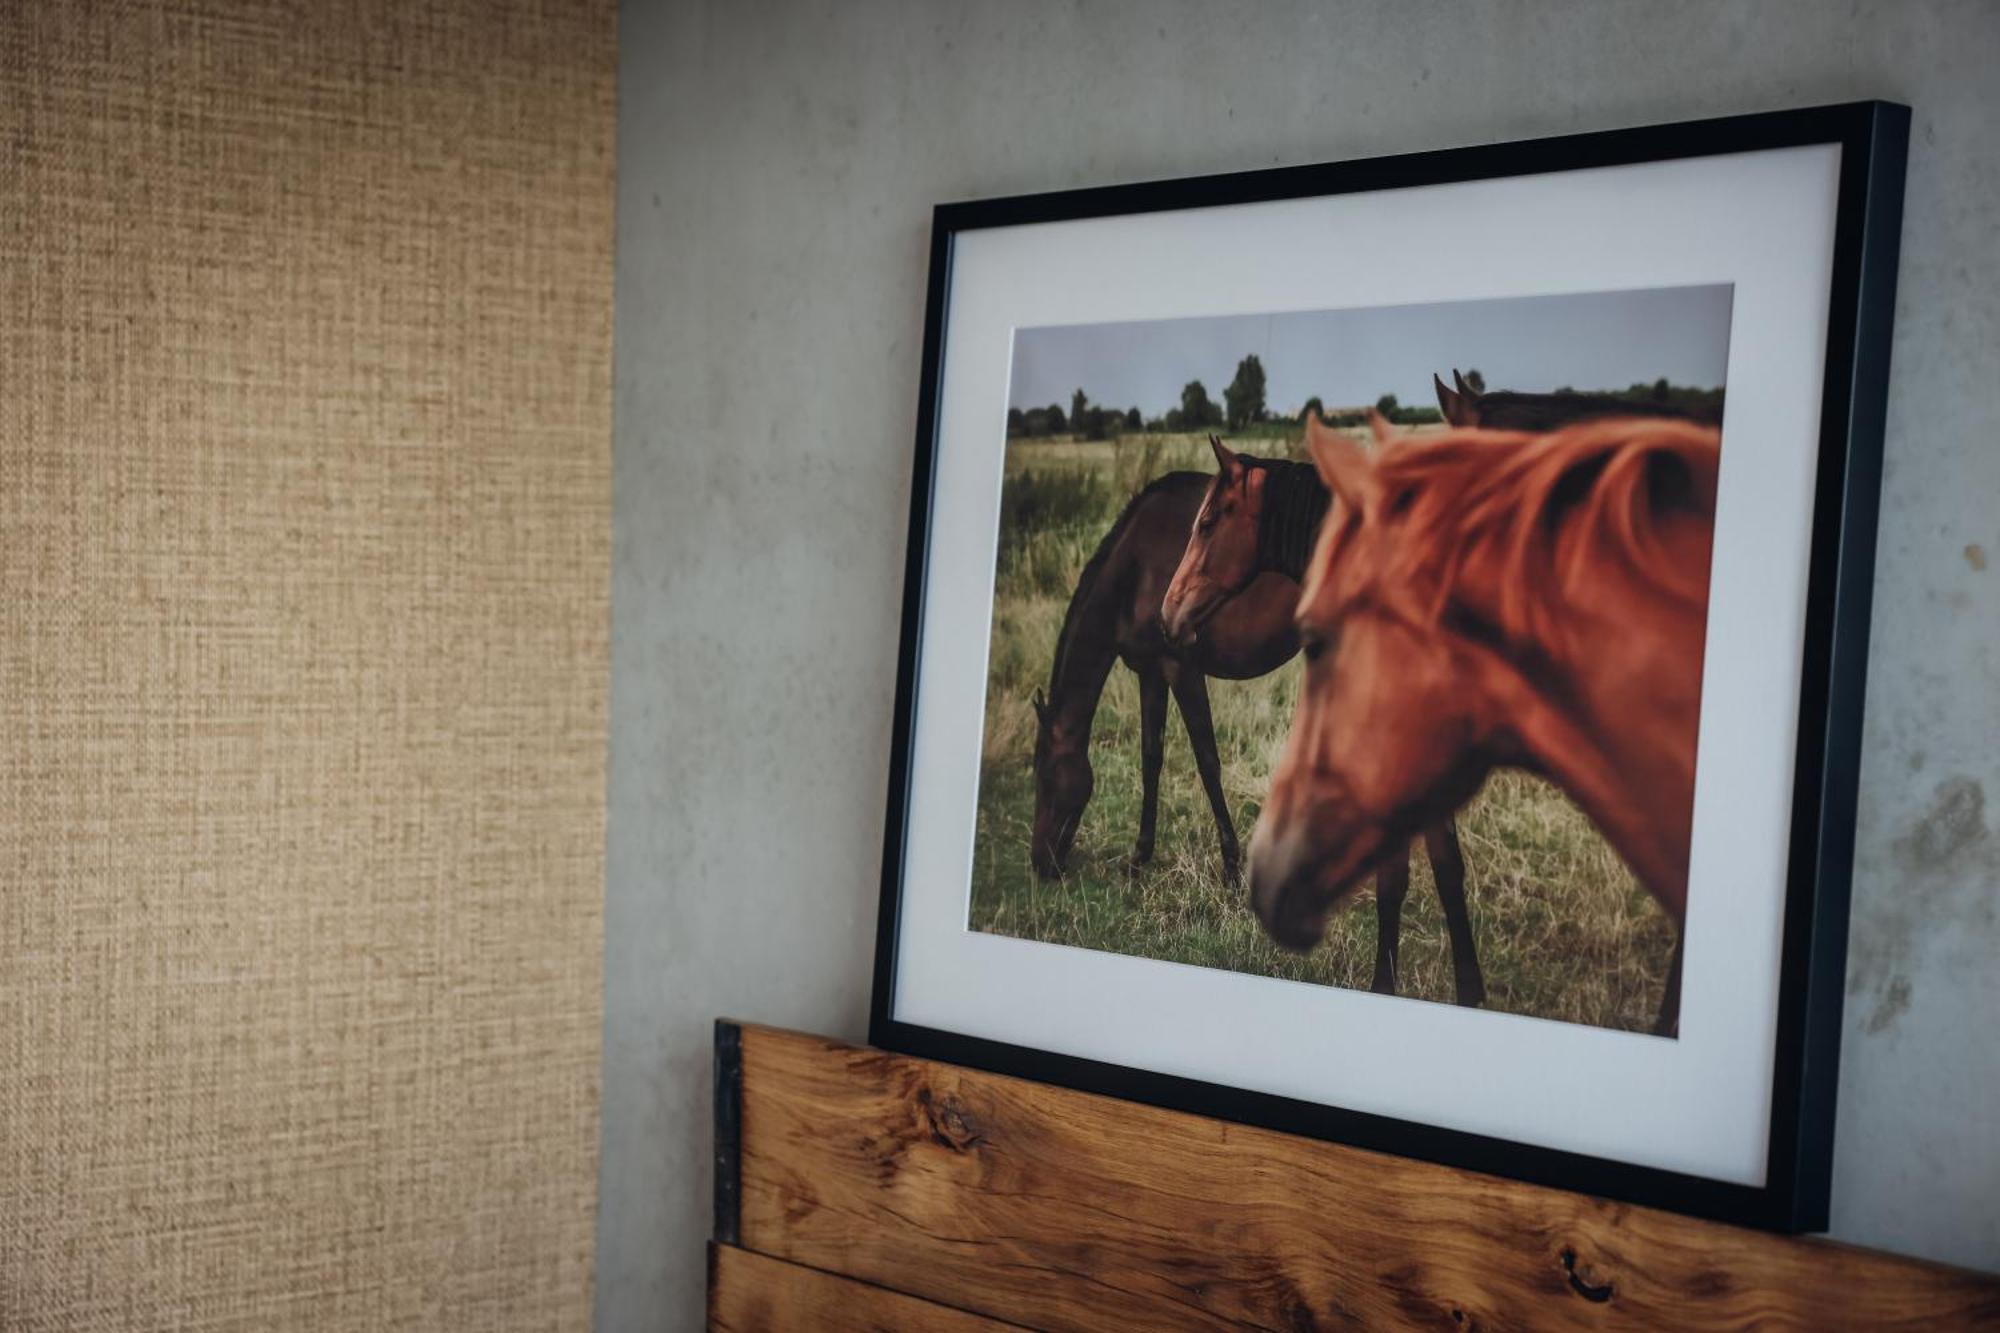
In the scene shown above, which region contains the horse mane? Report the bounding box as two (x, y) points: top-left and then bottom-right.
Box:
(1045, 472), (1194, 700)
(1236, 455), (1330, 582)
(1370, 417), (1721, 647)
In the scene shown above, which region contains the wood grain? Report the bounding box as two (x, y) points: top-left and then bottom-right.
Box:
(708, 1243), (1019, 1331)
(730, 1023), (2000, 1331)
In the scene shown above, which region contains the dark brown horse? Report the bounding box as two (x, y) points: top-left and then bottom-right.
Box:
(1160, 438), (1485, 1006)
(1032, 469), (1483, 1006)
(1435, 367), (1724, 431)
(1031, 473), (1297, 886)
(1251, 411), (1720, 1035)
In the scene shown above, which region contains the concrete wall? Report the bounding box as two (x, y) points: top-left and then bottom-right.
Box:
(603, 1), (1999, 1325)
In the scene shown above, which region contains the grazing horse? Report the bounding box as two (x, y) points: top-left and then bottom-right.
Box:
(1434, 368), (1724, 431)
(1250, 411), (1719, 1035)
(1160, 437), (1485, 1007)
(1032, 473), (1298, 885)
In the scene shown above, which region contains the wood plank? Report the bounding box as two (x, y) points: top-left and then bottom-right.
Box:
(729, 1022), (2000, 1331)
(708, 1242), (1020, 1331)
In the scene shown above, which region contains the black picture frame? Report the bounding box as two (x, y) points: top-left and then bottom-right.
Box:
(868, 101), (1909, 1233)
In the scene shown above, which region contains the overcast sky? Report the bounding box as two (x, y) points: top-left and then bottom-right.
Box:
(1006, 284), (1733, 417)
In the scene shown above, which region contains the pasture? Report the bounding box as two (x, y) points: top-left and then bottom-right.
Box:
(970, 429), (1679, 1034)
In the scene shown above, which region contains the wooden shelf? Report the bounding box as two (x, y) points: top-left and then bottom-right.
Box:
(708, 1021), (2000, 1330)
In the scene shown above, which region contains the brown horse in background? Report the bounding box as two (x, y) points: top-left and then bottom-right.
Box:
(1250, 411), (1720, 1035)
(1160, 438), (1485, 1007)
(1031, 470), (1478, 1003)
(1435, 367), (1725, 431)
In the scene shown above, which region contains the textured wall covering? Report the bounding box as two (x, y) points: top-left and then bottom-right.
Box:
(607, 0), (1999, 1326)
(2, 2), (613, 1328)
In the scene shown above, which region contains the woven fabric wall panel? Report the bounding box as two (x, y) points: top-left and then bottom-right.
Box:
(1, 2), (613, 1327)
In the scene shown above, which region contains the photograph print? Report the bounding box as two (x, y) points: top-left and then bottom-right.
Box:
(874, 106), (1906, 1230)
(976, 285), (1730, 1038)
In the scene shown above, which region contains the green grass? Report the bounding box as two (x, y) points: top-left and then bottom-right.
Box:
(971, 432), (1676, 1033)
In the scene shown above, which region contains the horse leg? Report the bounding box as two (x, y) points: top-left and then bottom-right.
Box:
(1423, 820), (1486, 1008)
(1131, 664), (1167, 870)
(1371, 845), (1411, 995)
(1654, 926), (1685, 1038)
(1168, 668), (1239, 883)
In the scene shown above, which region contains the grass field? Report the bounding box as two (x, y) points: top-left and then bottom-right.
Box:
(970, 430), (1678, 1034)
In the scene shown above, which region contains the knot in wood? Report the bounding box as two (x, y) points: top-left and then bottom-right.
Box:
(1560, 1247), (1614, 1303)
(925, 1094), (985, 1153)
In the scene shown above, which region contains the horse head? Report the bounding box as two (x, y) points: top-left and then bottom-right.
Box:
(1249, 410), (1718, 948)
(1030, 687), (1092, 879)
(1161, 435), (1264, 647)
(1248, 411), (1493, 947)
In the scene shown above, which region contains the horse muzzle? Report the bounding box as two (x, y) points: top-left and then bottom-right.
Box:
(1247, 819), (1332, 952)
(1160, 586), (1218, 649)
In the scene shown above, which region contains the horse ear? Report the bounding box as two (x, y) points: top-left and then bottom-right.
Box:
(1209, 434), (1242, 481)
(1365, 407), (1396, 448)
(1305, 409), (1383, 515)
(1433, 372), (1461, 422)
(1437, 370), (1477, 426)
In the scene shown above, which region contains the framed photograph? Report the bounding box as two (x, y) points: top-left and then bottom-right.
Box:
(869, 102), (1908, 1230)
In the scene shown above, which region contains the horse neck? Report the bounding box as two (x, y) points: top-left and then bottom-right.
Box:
(1045, 549), (1126, 743)
(1254, 461), (1331, 582)
(1480, 580), (1706, 919)
(1433, 428), (1716, 916)
(1501, 676), (1693, 919)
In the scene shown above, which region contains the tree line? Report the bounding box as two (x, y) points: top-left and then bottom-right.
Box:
(1006, 353), (1447, 440)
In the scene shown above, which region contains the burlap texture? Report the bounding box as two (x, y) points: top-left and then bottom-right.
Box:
(1, 2), (612, 1327)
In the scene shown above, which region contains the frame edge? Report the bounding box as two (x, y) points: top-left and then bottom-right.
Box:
(869, 209), (957, 1050)
(713, 1017), (744, 1245)
(1782, 98), (1911, 1231)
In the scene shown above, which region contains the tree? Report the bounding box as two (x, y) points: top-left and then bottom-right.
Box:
(1071, 388), (1090, 432)
(1223, 354), (1267, 431)
(1463, 369), (1486, 393)
(1006, 407), (1026, 437)
(1298, 395), (1325, 423)
(1180, 379), (1222, 430)
(1082, 406), (1110, 441)
(1125, 406), (1143, 430)
(1375, 393), (1400, 416)
(1045, 403), (1066, 434)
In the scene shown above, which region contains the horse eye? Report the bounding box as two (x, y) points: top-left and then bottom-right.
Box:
(1300, 627), (1331, 663)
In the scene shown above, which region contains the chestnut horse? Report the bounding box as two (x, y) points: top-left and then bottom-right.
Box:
(1031, 471), (1476, 1001)
(1160, 439), (1485, 1007)
(1250, 411), (1719, 1035)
